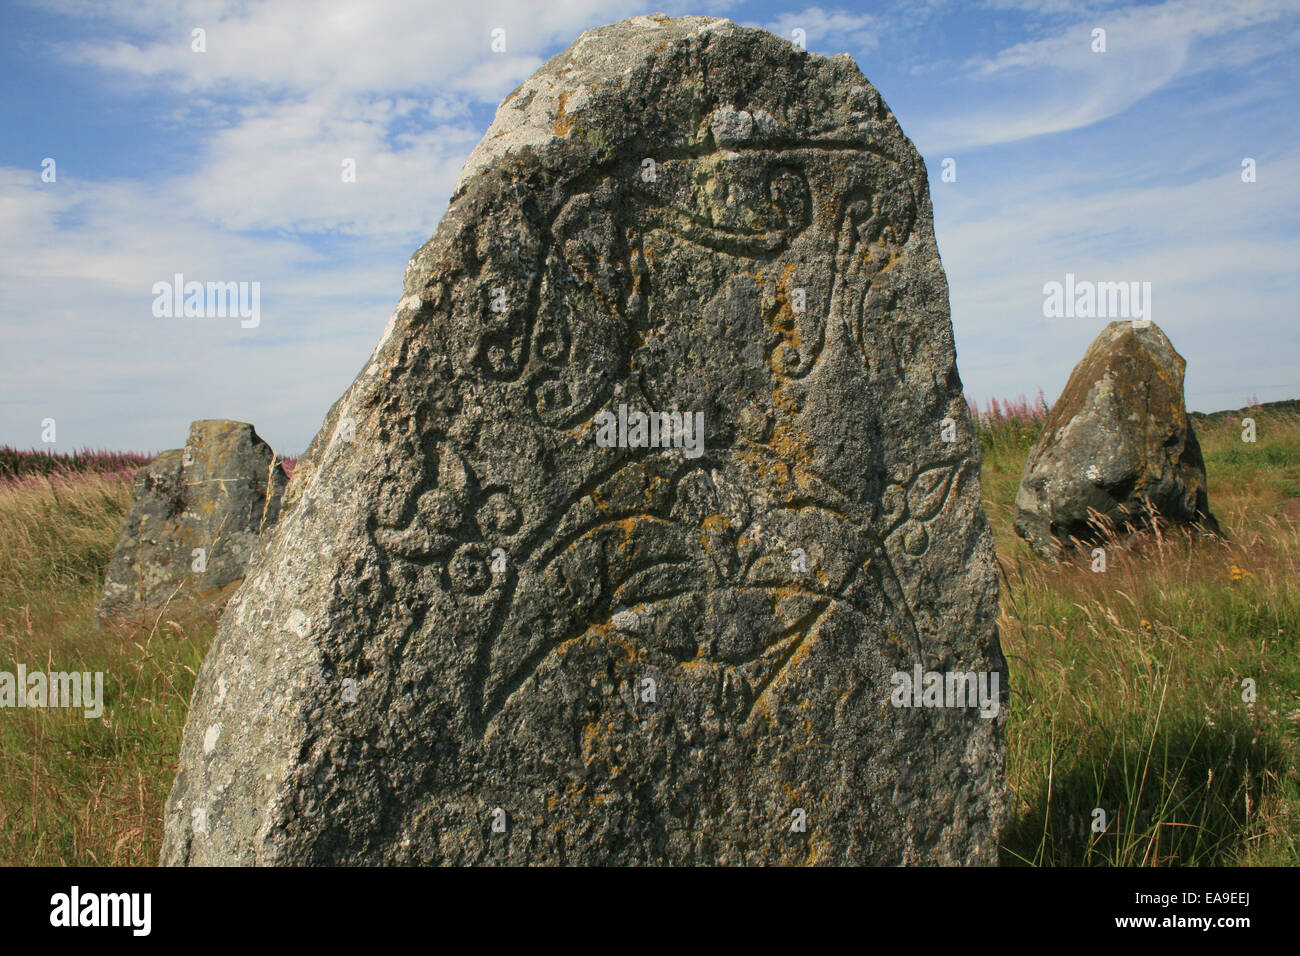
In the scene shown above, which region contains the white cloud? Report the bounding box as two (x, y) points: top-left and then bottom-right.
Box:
(760, 6), (880, 53)
(49, 0), (640, 99)
(974, 0), (1295, 75)
(0, 165), (393, 452)
(181, 93), (481, 236)
(2, 0), (656, 450)
(911, 0), (1300, 152)
(934, 150), (1300, 411)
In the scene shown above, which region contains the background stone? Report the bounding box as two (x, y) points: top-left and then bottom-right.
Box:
(1014, 321), (1219, 558)
(96, 420), (285, 625)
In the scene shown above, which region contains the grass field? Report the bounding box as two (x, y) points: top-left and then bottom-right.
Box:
(983, 399), (1300, 865)
(0, 473), (210, 865)
(0, 401), (1296, 866)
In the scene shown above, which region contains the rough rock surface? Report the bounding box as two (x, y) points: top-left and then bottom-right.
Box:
(162, 14), (1006, 866)
(96, 420), (286, 625)
(1015, 321), (1219, 558)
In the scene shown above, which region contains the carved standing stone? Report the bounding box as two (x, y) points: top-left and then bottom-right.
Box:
(162, 15), (1006, 865)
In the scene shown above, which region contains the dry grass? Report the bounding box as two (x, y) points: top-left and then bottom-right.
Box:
(988, 407), (1300, 865)
(0, 405), (1296, 866)
(0, 474), (209, 865)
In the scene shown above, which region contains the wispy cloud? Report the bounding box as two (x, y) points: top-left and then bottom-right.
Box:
(760, 6), (880, 51)
(914, 0), (1300, 152)
(48, 0), (632, 99)
(1, 0), (1297, 452)
(2, 0), (663, 450)
(934, 148), (1300, 410)
(972, 0), (1294, 75)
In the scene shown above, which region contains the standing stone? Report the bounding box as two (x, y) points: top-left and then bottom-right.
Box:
(162, 15), (1006, 866)
(1014, 321), (1219, 558)
(96, 420), (286, 626)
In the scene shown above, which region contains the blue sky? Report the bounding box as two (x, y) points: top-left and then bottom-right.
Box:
(2, 0), (1297, 454)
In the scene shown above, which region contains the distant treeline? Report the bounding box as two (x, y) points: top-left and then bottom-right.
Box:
(1190, 398), (1300, 426)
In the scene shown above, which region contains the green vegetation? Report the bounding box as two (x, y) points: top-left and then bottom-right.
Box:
(0, 445), (153, 483)
(984, 400), (1300, 865)
(0, 400), (1296, 865)
(0, 474), (209, 865)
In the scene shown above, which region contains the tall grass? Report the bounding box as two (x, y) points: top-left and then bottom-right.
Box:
(987, 402), (1300, 865)
(0, 401), (1296, 866)
(0, 474), (208, 865)
(967, 389), (1051, 460)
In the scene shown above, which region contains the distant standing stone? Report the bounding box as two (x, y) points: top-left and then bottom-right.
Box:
(95, 420), (286, 625)
(162, 14), (1007, 866)
(1015, 321), (1220, 558)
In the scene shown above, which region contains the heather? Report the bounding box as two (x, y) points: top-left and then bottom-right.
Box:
(0, 446), (154, 486)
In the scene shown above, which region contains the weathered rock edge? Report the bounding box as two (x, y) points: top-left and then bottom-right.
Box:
(162, 14), (1007, 865)
(96, 419), (285, 627)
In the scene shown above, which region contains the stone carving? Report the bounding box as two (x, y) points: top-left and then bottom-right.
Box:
(162, 15), (1006, 866)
